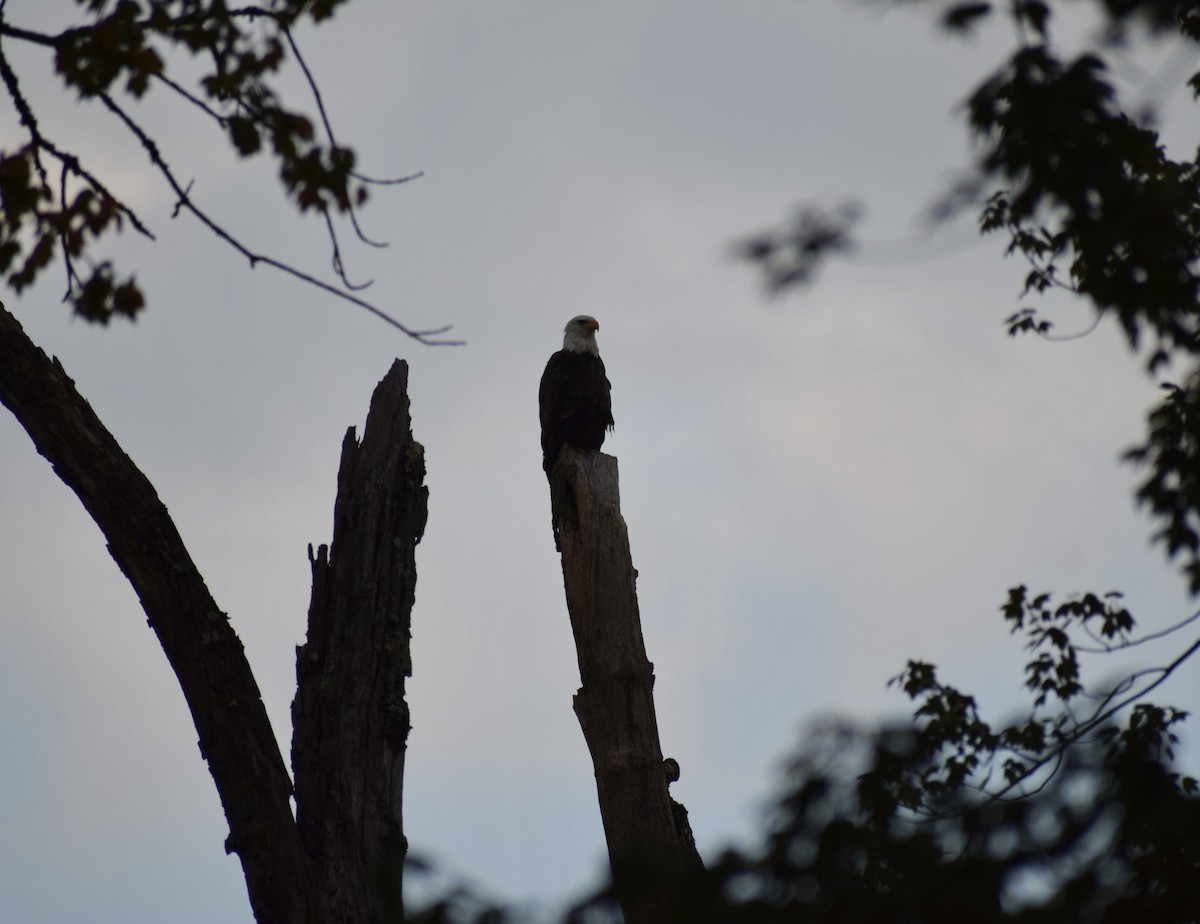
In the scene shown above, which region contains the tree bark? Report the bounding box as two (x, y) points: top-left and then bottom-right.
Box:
(549, 449), (700, 923)
(292, 359), (426, 924)
(0, 303), (307, 924)
(1, 302), (428, 924)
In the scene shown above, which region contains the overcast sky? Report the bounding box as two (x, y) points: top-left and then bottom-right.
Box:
(2, 1), (1199, 921)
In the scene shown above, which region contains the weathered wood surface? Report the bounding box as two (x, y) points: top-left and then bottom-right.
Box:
(550, 448), (699, 921)
(293, 359), (426, 924)
(0, 302), (307, 924)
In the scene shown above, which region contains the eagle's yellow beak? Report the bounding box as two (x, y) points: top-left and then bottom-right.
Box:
(587, 319), (600, 331)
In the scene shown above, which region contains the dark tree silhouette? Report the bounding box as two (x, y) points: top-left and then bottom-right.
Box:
(0, 301), (426, 922)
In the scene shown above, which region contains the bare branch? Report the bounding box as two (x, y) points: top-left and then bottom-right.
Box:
(1038, 312), (1103, 342)
(57, 162), (80, 301)
(278, 25), (422, 194)
(353, 170), (425, 186)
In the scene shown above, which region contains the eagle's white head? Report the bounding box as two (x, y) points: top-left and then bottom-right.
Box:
(562, 315), (601, 355)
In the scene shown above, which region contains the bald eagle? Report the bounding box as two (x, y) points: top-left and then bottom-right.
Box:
(539, 315), (614, 476)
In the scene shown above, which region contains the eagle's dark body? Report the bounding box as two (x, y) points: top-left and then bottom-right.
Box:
(539, 316), (614, 476)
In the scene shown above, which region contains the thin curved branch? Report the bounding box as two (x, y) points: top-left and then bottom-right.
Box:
(94, 87), (460, 343)
(1078, 671), (1137, 707)
(992, 749), (1064, 803)
(353, 170), (425, 186)
(347, 169), (427, 252)
(1038, 312), (1103, 342)
(343, 194), (390, 250)
(1079, 618), (1108, 650)
(57, 161), (81, 301)
(0, 39), (49, 183)
(279, 22), (419, 197)
(282, 25), (337, 152)
(1074, 608), (1200, 654)
(153, 69), (227, 125)
(281, 25), (394, 249)
(323, 207), (374, 291)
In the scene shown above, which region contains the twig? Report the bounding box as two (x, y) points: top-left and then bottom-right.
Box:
(280, 25), (394, 250)
(352, 170), (425, 186)
(322, 208), (373, 291)
(1075, 608), (1200, 654)
(0, 42), (48, 184)
(1039, 312), (1102, 342)
(58, 162), (78, 301)
(280, 24), (425, 245)
(153, 70), (227, 125)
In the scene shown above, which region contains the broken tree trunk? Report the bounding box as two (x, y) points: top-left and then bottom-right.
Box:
(549, 449), (700, 923)
(292, 360), (427, 924)
(2, 299), (428, 924)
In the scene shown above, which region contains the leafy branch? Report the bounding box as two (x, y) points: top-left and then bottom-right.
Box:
(0, 0), (456, 342)
(735, 202), (862, 293)
(741, 1), (1200, 376)
(1125, 372), (1200, 592)
(884, 586), (1200, 820)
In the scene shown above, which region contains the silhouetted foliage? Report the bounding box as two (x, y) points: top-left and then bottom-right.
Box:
(0, 0), (453, 340)
(410, 581), (1200, 922)
(672, 714), (1200, 923)
(1126, 373), (1200, 593)
(744, 1), (1200, 374)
